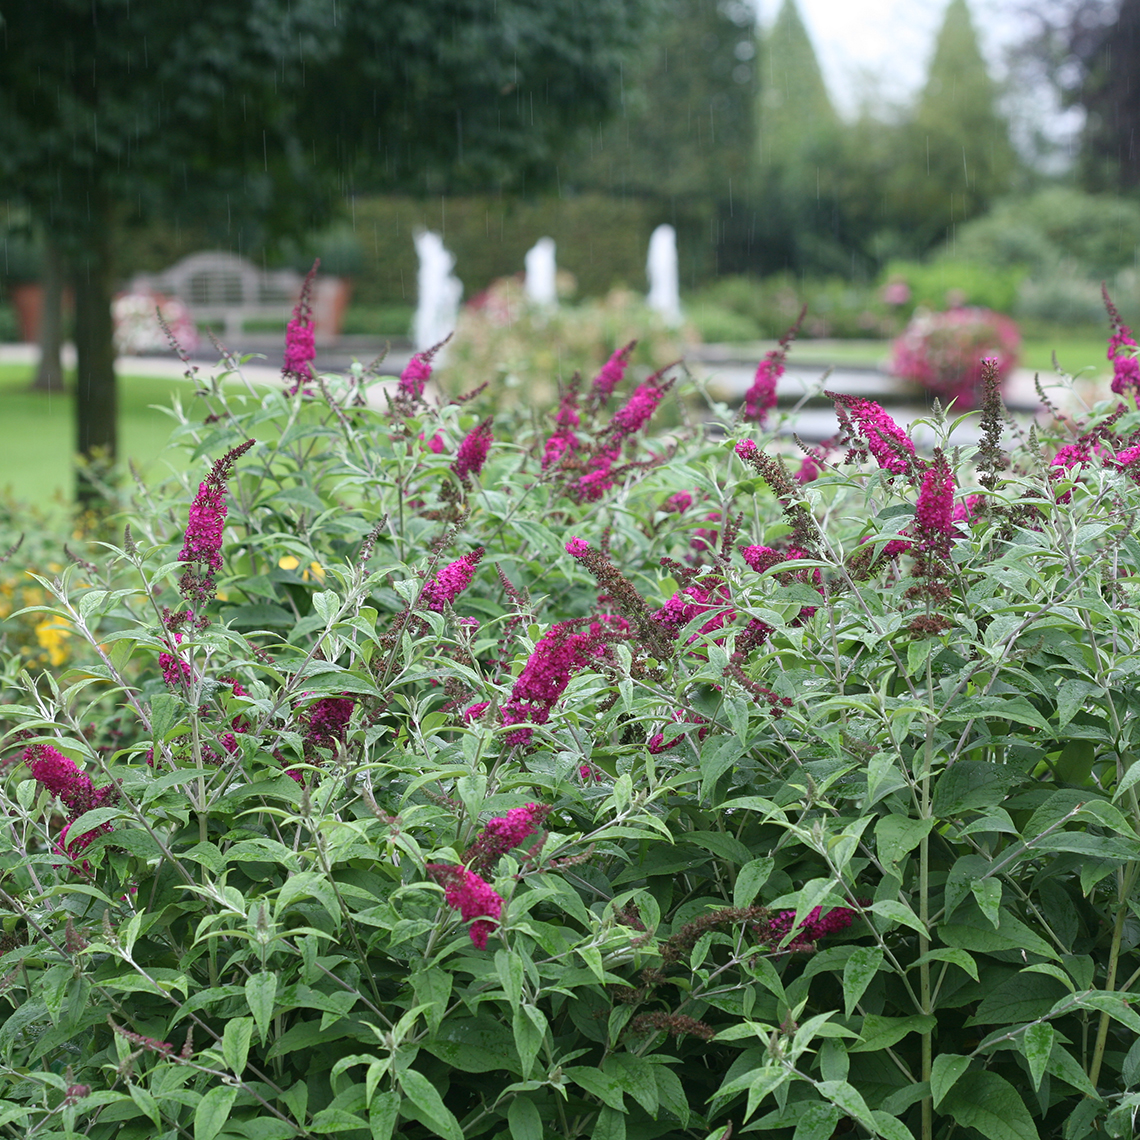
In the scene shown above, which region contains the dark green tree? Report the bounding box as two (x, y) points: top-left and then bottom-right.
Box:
(1029, 0), (1140, 191)
(886, 0), (1017, 250)
(565, 0), (756, 283)
(0, 0), (649, 506)
(744, 0), (850, 274)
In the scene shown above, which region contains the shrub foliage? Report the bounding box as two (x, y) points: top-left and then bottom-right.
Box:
(2, 310), (1140, 1140)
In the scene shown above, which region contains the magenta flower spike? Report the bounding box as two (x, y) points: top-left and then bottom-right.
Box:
(428, 864), (504, 949)
(500, 621), (599, 744)
(828, 392), (916, 477)
(610, 379), (669, 439)
(420, 548), (485, 611)
(914, 450), (955, 558)
(283, 260), (319, 392)
(399, 354), (433, 400)
(591, 341), (637, 405)
(1103, 285), (1140, 396)
(742, 309), (803, 426)
(453, 419), (493, 482)
(464, 803), (552, 872)
(177, 439), (255, 609)
(305, 695), (355, 747)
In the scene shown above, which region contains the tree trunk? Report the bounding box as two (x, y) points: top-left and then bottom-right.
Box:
(72, 211), (118, 510)
(32, 241), (65, 392)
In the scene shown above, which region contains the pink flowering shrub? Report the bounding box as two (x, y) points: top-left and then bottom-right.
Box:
(2, 306), (1140, 1140)
(890, 305), (1020, 407)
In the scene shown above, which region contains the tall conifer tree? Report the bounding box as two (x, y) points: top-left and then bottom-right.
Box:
(889, 0), (1016, 249)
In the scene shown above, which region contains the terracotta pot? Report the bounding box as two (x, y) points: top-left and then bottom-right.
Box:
(312, 276), (354, 338)
(9, 282), (44, 342)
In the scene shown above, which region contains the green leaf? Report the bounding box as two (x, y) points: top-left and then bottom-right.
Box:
(871, 1110), (917, 1140)
(127, 1083), (161, 1128)
(150, 692), (181, 741)
(592, 1105), (626, 1140)
(1112, 755), (1140, 803)
(943, 696), (1050, 731)
(275, 871), (341, 927)
(194, 1085), (238, 1140)
(869, 898), (926, 936)
(512, 1005), (544, 1079)
(843, 946), (883, 1017)
(944, 854), (991, 921)
(850, 1014), (936, 1054)
(222, 1016), (253, 1075)
(603, 1054), (659, 1116)
(1072, 990), (1140, 1034)
(793, 1102), (840, 1140)
(875, 816), (933, 877)
(398, 1069), (463, 1140)
(368, 1092), (399, 1140)
(566, 1066), (625, 1111)
(734, 856), (774, 908)
(971, 878), (1002, 928)
(508, 1096), (543, 1140)
(910, 948), (979, 982)
(1023, 1022), (1054, 1092)
(815, 1080), (876, 1131)
(246, 971), (277, 1042)
(933, 760), (1017, 816)
(930, 1055), (970, 1110)
(940, 1071), (1039, 1140)
(310, 1107), (369, 1131)
(941, 906), (1059, 961)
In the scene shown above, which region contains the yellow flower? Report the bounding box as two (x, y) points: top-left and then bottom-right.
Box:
(278, 556), (326, 583)
(34, 617), (70, 667)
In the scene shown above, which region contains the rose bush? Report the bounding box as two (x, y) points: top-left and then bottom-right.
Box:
(1, 298), (1140, 1140)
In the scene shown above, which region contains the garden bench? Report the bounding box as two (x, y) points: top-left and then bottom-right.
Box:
(127, 251), (304, 339)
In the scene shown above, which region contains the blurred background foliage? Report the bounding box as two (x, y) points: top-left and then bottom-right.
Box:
(2, 0), (1140, 346)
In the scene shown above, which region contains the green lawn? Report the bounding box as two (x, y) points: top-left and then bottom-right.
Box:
(789, 335), (1110, 378)
(0, 364), (190, 513)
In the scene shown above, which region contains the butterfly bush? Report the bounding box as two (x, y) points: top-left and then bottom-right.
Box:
(3, 292), (1140, 1140)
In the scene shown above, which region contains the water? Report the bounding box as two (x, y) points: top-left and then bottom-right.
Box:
(413, 230), (463, 353)
(524, 237), (557, 308)
(646, 224), (682, 326)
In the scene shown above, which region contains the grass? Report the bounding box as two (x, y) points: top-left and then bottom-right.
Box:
(786, 334), (1111, 378)
(0, 364), (190, 515)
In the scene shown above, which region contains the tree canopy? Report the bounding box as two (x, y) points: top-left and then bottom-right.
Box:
(887, 0), (1016, 249)
(0, 0), (653, 502)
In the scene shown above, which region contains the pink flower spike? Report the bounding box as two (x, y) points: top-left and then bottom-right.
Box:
(1104, 285), (1140, 397)
(305, 696), (355, 746)
(420, 549), (485, 611)
(400, 354), (433, 400)
(914, 450), (955, 558)
(742, 308), (803, 426)
(591, 341), (637, 404)
(428, 864), (504, 949)
(464, 803), (552, 872)
(282, 261), (319, 391)
(566, 537), (590, 558)
(610, 378), (671, 439)
(453, 419), (493, 482)
(177, 439), (255, 609)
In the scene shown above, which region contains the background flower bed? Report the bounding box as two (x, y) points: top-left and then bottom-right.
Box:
(1, 314), (1140, 1140)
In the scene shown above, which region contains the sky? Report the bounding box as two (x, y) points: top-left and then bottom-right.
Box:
(770, 0), (1030, 115)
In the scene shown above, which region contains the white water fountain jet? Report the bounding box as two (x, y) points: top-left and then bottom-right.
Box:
(413, 230), (463, 354)
(524, 237), (558, 308)
(646, 224), (682, 327)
